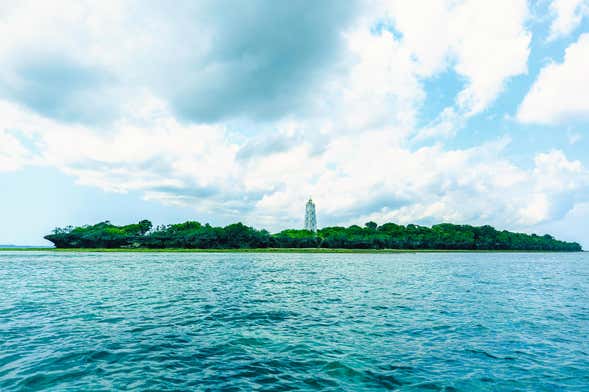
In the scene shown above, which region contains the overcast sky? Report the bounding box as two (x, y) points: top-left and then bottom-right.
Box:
(0, 0), (588, 247)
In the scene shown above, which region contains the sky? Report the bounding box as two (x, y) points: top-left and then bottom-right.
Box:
(0, 0), (588, 247)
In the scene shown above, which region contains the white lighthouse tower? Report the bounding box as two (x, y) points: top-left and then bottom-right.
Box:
(304, 197), (317, 232)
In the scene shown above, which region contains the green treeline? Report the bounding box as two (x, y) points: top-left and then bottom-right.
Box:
(44, 220), (582, 251)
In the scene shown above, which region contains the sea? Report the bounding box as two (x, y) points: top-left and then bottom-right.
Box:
(0, 251), (588, 391)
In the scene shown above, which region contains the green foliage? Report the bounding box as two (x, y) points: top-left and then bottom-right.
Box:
(44, 220), (582, 251)
(272, 229), (319, 248)
(365, 221), (378, 230)
(45, 221), (151, 248)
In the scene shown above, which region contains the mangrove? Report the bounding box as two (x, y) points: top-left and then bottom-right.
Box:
(44, 220), (583, 251)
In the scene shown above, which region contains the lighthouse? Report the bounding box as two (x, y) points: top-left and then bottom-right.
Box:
(304, 197), (317, 232)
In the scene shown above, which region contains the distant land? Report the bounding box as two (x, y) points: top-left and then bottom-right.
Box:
(42, 220), (582, 252)
(0, 244), (41, 248)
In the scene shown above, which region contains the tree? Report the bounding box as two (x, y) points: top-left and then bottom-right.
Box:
(44, 219), (583, 251)
(138, 220), (153, 235)
(365, 221), (378, 230)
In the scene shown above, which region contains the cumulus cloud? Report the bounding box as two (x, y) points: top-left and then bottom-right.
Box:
(162, 1), (361, 122)
(517, 33), (589, 124)
(518, 150), (589, 225)
(0, 1), (127, 124)
(0, 54), (118, 124)
(0, 0), (587, 240)
(12, 87), (586, 233)
(354, 146), (589, 228)
(383, 0), (530, 117)
(548, 0), (589, 40)
(0, 0), (531, 128)
(0, 0), (361, 124)
(0, 130), (30, 172)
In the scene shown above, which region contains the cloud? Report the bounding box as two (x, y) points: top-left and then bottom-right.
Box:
(162, 0), (362, 123)
(0, 1), (127, 124)
(0, 53), (117, 124)
(548, 0), (589, 40)
(2, 89), (588, 235)
(353, 146), (589, 229)
(0, 0), (587, 241)
(517, 150), (589, 225)
(0, 0), (362, 125)
(383, 0), (531, 117)
(517, 33), (589, 124)
(532, 201), (589, 246)
(0, 130), (30, 172)
(236, 133), (301, 162)
(0, 0), (531, 128)
(8, 92), (586, 233)
(449, 0), (530, 115)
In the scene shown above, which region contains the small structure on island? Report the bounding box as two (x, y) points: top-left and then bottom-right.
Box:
(304, 197), (317, 232)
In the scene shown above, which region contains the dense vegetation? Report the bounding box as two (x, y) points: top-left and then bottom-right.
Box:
(44, 220), (582, 251)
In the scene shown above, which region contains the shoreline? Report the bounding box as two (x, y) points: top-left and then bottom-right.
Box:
(0, 247), (583, 253)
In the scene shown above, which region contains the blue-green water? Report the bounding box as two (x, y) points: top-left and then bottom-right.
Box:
(1, 252), (588, 391)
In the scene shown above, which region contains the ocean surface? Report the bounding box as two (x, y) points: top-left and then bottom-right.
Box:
(0, 251), (588, 391)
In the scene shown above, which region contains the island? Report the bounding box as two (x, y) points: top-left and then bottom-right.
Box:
(43, 220), (582, 251)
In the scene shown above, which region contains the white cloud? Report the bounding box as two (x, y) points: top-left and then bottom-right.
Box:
(548, 0), (589, 40)
(339, 28), (423, 134)
(0, 1), (362, 124)
(0, 0), (587, 240)
(533, 149), (585, 191)
(354, 147), (589, 228)
(383, 0), (530, 117)
(0, 130), (30, 172)
(518, 33), (589, 124)
(450, 0), (530, 115)
(413, 107), (464, 141)
(516, 150), (589, 225)
(532, 201), (589, 247)
(2, 86), (588, 233)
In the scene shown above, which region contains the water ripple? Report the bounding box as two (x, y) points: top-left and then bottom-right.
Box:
(1, 251), (588, 391)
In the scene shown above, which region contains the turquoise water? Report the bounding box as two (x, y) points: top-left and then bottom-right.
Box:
(0, 252), (588, 391)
